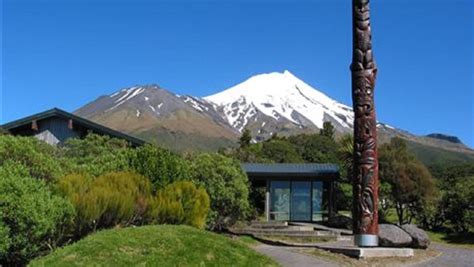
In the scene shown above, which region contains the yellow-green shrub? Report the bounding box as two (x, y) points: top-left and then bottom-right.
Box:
(148, 181), (210, 229)
(57, 171), (152, 235)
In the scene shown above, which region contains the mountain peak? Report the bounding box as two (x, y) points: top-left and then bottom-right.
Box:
(205, 71), (354, 132)
(426, 133), (463, 144)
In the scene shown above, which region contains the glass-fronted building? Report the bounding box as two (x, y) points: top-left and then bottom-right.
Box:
(242, 163), (338, 222)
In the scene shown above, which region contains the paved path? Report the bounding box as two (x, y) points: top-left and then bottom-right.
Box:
(254, 244), (338, 267)
(255, 242), (474, 267)
(409, 243), (474, 267)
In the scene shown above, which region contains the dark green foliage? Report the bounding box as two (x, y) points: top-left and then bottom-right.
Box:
(379, 137), (437, 225)
(429, 162), (474, 188)
(319, 121), (335, 140)
(190, 153), (250, 230)
(0, 135), (62, 180)
(337, 134), (354, 177)
(249, 186), (266, 218)
(288, 134), (339, 163)
(0, 127), (9, 135)
(61, 134), (131, 177)
(332, 134), (354, 211)
(239, 128), (252, 148)
(335, 182), (353, 211)
(57, 171), (152, 235)
(223, 143), (272, 163)
(129, 144), (190, 191)
(0, 221), (9, 260)
(148, 181), (210, 229)
(261, 138), (304, 163)
(439, 176), (474, 232)
(0, 163), (75, 266)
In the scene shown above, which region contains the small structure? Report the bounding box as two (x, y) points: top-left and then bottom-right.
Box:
(1, 108), (145, 146)
(242, 163), (338, 222)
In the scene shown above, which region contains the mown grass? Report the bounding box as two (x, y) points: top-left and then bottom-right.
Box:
(29, 225), (279, 267)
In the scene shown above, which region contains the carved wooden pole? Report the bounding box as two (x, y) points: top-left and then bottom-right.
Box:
(351, 0), (379, 247)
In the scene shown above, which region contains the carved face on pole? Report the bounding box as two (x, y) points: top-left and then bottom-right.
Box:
(351, 0), (379, 247)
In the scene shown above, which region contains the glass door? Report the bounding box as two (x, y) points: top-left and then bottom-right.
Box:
(290, 181), (311, 221)
(270, 181), (290, 221)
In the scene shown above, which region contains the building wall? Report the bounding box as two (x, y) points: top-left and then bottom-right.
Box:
(34, 117), (80, 145)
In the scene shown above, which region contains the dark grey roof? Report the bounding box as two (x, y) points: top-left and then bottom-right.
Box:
(1, 108), (146, 147)
(242, 163), (339, 178)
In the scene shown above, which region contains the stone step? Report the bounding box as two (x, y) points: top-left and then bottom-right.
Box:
(250, 221), (289, 229)
(231, 228), (340, 237)
(289, 222), (353, 235)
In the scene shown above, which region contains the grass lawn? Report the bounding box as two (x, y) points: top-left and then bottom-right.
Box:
(29, 225), (279, 267)
(427, 231), (474, 250)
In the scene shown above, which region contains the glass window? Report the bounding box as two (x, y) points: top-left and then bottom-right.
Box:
(291, 181), (311, 221)
(312, 181), (323, 221)
(270, 181), (290, 221)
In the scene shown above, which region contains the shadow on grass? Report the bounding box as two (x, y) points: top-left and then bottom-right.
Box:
(441, 232), (474, 245)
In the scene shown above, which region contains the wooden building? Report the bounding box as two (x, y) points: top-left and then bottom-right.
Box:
(1, 108), (145, 146)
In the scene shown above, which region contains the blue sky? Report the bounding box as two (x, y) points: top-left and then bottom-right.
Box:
(1, 0), (473, 147)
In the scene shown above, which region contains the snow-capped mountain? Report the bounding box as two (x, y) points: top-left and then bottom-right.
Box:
(206, 70), (354, 131)
(75, 85), (238, 152)
(204, 70), (362, 141)
(74, 71), (472, 154)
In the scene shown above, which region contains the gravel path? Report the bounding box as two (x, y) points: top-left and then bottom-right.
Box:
(254, 244), (338, 267)
(409, 244), (474, 267)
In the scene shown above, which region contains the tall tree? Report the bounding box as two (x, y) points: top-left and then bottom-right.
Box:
(379, 137), (437, 225)
(239, 128), (252, 148)
(319, 121), (336, 140)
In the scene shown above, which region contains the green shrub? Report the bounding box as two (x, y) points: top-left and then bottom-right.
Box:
(440, 176), (474, 232)
(0, 163), (74, 265)
(0, 221), (9, 261)
(0, 127), (9, 135)
(57, 171), (152, 235)
(0, 135), (62, 180)
(60, 134), (132, 177)
(190, 153), (250, 231)
(129, 144), (190, 191)
(149, 181), (210, 229)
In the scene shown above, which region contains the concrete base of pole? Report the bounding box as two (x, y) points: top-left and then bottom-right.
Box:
(354, 234), (378, 247)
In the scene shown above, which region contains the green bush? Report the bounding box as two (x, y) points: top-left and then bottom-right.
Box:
(440, 176), (474, 232)
(0, 127), (9, 135)
(0, 221), (9, 261)
(0, 163), (75, 265)
(129, 144), (190, 191)
(60, 134), (132, 177)
(0, 135), (62, 180)
(57, 171), (152, 235)
(149, 181), (210, 229)
(190, 153), (250, 231)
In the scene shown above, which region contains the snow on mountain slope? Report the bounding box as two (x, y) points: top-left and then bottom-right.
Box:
(204, 70), (355, 133)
